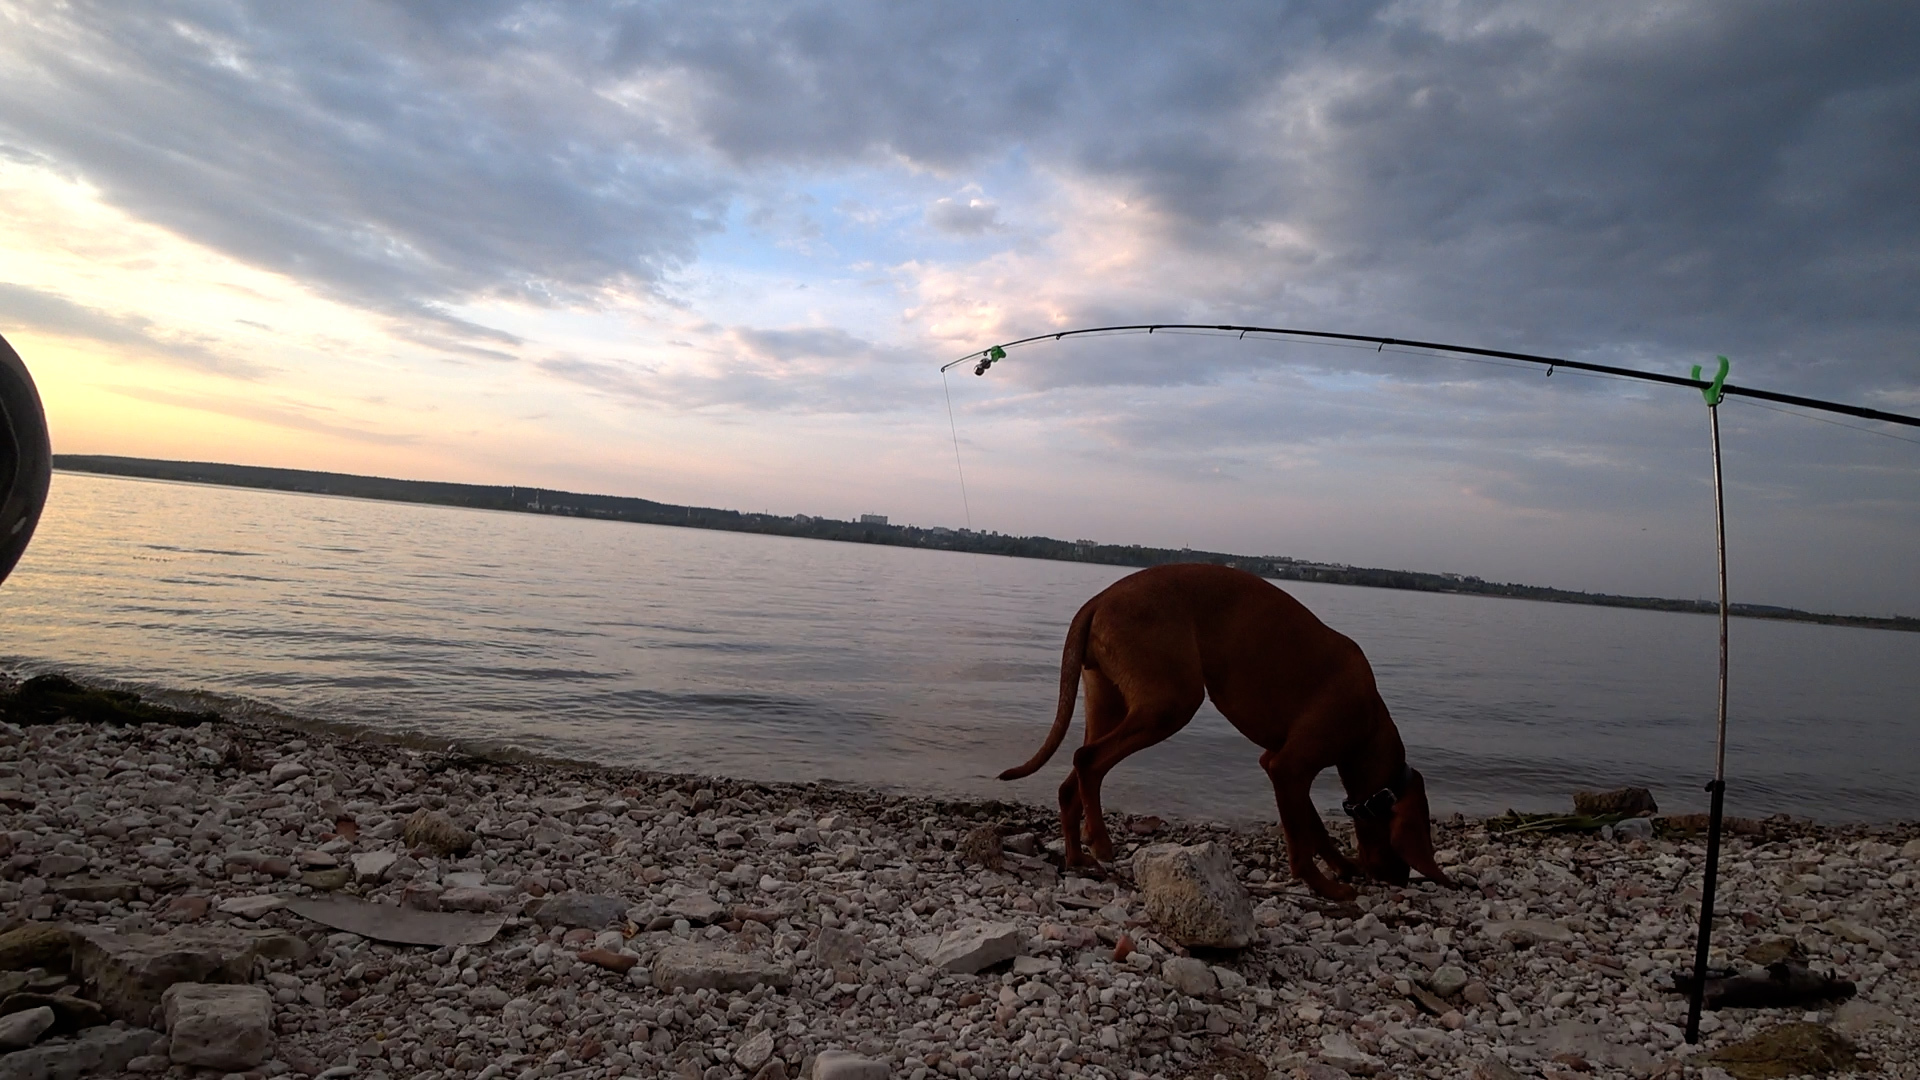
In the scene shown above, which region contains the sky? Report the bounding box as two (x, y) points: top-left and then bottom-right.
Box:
(1, 1), (1917, 615)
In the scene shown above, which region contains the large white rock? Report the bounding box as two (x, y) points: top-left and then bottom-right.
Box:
(71, 925), (259, 1026)
(905, 921), (1021, 974)
(651, 945), (792, 992)
(162, 983), (274, 1070)
(1131, 842), (1255, 948)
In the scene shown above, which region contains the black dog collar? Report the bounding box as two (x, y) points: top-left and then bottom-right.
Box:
(1342, 763), (1414, 821)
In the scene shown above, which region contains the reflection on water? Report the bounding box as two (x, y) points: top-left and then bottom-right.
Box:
(3, 471), (1917, 822)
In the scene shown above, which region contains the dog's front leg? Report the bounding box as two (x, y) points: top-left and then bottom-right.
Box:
(1260, 749), (1357, 901)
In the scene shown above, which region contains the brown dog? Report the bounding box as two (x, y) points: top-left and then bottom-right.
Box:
(1000, 563), (1451, 900)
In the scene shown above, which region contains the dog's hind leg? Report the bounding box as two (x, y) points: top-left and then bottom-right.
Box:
(1072, 687), (1199, 864)
(1058, 770), (1087, 867)
(1058, 668), (1127, 867)
(1259, 747), (1357, 901)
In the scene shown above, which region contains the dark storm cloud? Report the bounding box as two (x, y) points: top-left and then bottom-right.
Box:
(597, 1), (1919, 398)
(0, 283), (271, 379)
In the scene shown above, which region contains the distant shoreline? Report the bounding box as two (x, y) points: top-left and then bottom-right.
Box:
(52, 453), (1919, 634)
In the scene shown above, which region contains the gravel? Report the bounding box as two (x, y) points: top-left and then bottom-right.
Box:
(0, 702), (1914, 1080)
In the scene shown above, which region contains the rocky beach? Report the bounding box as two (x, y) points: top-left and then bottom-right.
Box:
(0, 673), (1914, 1080)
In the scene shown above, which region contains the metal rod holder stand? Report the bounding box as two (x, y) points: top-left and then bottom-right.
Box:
(1684, 400), (1732, 1043)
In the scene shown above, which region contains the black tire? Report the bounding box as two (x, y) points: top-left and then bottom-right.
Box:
(0, 332), (51, 587)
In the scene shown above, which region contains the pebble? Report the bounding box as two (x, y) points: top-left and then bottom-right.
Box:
(0, 706), (1916, 1080)
(0, 1005), (54, 1049)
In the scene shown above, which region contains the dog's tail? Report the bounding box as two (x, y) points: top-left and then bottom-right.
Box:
(998, 598), (1097, 780)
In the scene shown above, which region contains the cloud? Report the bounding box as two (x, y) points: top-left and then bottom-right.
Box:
(0, 5), (729, 345)
(8, 3), (1914, 401)
(106, 384), (417, 446)
(0, 282), (271, 379)
(926, 197), (1001, 235)
(3, 2), (1916, 609)
(537, 324), (922, 414)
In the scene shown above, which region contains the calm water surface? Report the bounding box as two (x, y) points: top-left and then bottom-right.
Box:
(2, 472), (1916, 822)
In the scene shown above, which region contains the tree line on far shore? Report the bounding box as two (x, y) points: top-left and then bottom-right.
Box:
(53, 454), (1917, 634)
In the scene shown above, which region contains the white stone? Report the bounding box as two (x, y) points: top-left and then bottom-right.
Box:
(1528, 1021), (1654, 1071)
(1488, 919), (1575, 946)
(651, 944), (793, 992)
(1131, 841), (1255, 948)
(162, 983), (274, 1070)
(1319, 1032), (1384, 1073)
(1162, 956), (1216, 997)
(1429, 964), (1470, 998)
(1614, 817), (1654, 841)
(1824, 919), (1888, 950)
(267, 760), (308, 783)
(668, 893), (728, 924)
(1392, 1025), (1458, 1057)
(0, 1006), (54, 1050)
(1833, 1000), (1898, 1037)
(351, 850), (397, 883)
(0, 1025), (164, 1079)
(736, 1029), (776, 1072)
(905, 921), (1021, 974)
(217, 894), (287, 918)
(812, 1049), (889, 1079)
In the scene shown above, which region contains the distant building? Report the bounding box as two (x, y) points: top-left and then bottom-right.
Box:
(859, 514), (888, 526)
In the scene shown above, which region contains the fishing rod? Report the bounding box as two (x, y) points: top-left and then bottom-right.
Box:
(941, 323), (1920, 429)
(941, 321), (1916, 1044)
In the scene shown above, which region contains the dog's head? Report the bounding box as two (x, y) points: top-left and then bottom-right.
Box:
(1353, 767), (1453, 888)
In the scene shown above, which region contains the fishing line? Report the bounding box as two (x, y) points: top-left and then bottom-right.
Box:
(1729, 395), (1920, 448)
(940, 369), (974, 531)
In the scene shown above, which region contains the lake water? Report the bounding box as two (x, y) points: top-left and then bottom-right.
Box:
(3, 471), (1916, 823)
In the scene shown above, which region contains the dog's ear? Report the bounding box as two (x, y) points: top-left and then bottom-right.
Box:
(1390, 769), (1454, 887)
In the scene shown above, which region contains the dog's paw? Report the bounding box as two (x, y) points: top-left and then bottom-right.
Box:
(1311, 879), (1359, 902)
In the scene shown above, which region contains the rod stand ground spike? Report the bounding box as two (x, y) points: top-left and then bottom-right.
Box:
(1685, 777), (1729, 1041)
